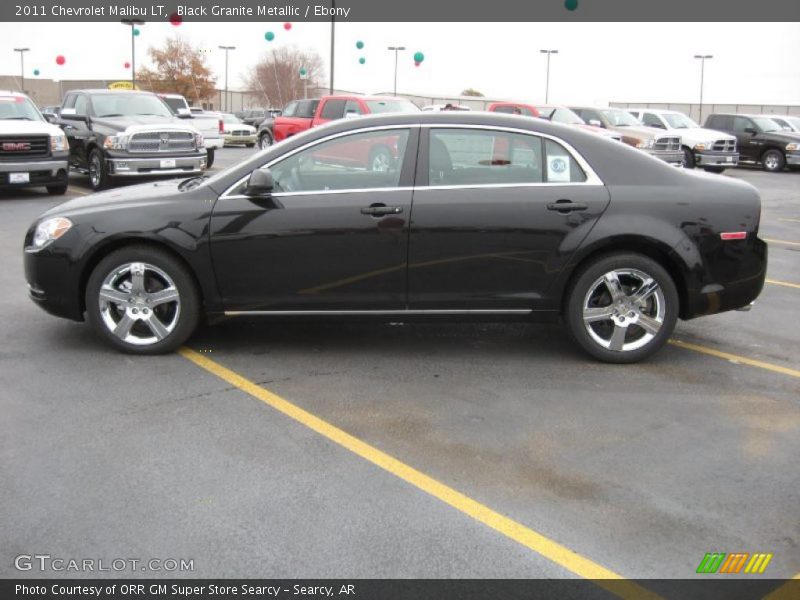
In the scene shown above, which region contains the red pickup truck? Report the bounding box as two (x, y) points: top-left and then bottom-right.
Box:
(272, 95), (419, 142)
(486, 102), (541, 117)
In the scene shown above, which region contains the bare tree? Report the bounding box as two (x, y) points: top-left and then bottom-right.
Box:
(245, 46), (325, 108)
(461, 88), (485, 97)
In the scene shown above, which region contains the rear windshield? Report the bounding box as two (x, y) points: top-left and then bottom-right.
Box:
(0, 95), (44, 121)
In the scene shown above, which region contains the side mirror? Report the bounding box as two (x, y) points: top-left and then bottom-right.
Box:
(588, 119), (603, 128)
(60, 108), (86, 121)
(245, 168), (274, 196)
(44, 114), (57, 124)
(744, 127), (758, 135)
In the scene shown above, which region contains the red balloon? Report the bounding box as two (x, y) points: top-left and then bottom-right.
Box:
(414, 61), (421, 67)
(124, 62), (131, 69)
(169, 12), (182, 26)
(283, 22), (292, 30)
(55, 55), (66, 66)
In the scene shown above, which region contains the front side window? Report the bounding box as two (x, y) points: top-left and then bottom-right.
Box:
(641, 113), (665, 128)
(282, 101), (298, 117)
(344, 100), (364, 116)
(364, 99), (419, 114)
(600, 109), (641, 127)
(265, 128), (411, 193)
(296, 100), (319, 118)
(428, 129), (544, 186)
(320, 99), (347, 120)
(74, 95), (88, 116)
(732, 116), (755, 132)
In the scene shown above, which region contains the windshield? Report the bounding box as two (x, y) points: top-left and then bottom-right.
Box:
(90, 94), (174, 118)
(365, 100), (420, 114)
(600, 109), (641, 127)
(785, 116), (800, 131)
(222, 114), (242, 124)
(752, 116), (782, 132)
(662, 113), (698, 129)
(549, 107), (585, 125)
(0, 95), (44, 121)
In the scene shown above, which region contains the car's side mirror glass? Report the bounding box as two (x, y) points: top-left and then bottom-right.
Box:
(245, 168), (274, 196)
(44, 114), (57, 124)
(744, 127), (758, 135)
(588, 119), (603, 127)
(59, 108), (86, 121)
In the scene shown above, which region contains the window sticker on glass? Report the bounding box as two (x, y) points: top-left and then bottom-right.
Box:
(547, 154), (571, 182)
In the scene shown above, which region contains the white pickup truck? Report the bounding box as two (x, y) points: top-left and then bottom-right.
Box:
(159, 93), (224, 168)
(628, 108), (739, 173)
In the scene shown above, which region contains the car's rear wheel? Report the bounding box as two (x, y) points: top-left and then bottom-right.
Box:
(761, 149), (785, 172)
(88, 148), (111, 190)
(564, 253), (678, 363)
(86, 246), (200, 354)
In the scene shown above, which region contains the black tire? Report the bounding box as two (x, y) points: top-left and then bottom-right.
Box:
(245, 143), (255, 148)
(703, 167), (726, 174)
(761, 148), (785, 172)
(85, 245), (201, 355)
(46, 172), (68, 195)
(564, 253), (679, 363)
(205, 148), (215, 169)
(88, 148), (111, 190)
(368, 146), (393, 172)
(258, 132), (273, 150)
(682, 147), (695, 169)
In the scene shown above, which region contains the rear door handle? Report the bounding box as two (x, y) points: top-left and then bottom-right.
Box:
(361, 204), (403, 216)
(546, 200), (588, 213)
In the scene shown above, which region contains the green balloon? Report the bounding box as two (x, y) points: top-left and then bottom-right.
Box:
(265, 31), (275, 41)
(359, 57), (365, 65)
(33, 69), (40, 76)
(133, 28), (140, 36)
(356, 41), (364, 49)
(413, 51), (424, 62)
(299, 67), (307, 76)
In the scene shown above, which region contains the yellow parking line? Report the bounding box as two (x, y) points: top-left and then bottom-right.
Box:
(762, 572), (800, 600)
(764, 238), (800, 247)
(68, 187), (89, 196)
(767, 278), (800, 290)
(669, 340), (800, 379)
(178, 347), (661, 600)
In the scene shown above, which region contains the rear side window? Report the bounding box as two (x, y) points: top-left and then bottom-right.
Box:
(428, 128), (544, 186)
(544, 139), (586, 183)
(320, 99), (347, 120)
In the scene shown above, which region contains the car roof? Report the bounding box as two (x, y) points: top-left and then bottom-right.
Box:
(708, 112), (781, 118)
(69, 89), (155, 95)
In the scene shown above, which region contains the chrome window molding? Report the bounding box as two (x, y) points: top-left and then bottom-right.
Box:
(219, 121), (605, 200)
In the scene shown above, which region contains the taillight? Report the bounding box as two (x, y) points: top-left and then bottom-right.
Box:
(720, 232), (747, 241)
(218, 119), (224, 133)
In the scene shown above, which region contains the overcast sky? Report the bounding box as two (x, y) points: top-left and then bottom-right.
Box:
(1, 21), (799, 105)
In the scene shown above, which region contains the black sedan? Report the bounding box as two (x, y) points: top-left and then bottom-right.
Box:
(23, 112), (767, 363)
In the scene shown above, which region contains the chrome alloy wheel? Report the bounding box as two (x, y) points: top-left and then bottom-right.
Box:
(764, 153), (781, 171)
(98, 262), (181, 346)
(89, 153), (102, 188)
(582, 269), (666, 352)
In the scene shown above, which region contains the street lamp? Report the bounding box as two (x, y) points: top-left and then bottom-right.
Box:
(329, 0), (336, 94)
(694, 54), (713, 125)
(540, 49), (558, 103)
(387, 46), (406, 97)
(218, 46), (236, 112)
(121, 20), (145, 89)
(13, 48), (30, 93)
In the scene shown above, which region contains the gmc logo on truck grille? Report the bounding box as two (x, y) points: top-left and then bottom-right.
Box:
(2, 142), (31, 151)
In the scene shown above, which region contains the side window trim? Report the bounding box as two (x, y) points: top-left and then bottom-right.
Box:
(415, 124), (602, 189)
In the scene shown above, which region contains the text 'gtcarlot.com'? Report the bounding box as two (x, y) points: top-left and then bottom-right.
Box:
(14, 554), (194, 572)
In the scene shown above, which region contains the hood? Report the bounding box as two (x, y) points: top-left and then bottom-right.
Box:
(42, 178), (189, 219)
(669, 127), (735, 141)
(90, 115), (200, 134)
(760, 130), (800, 142)
(0, 119), (64, 136)
(609, 124), (667, 140)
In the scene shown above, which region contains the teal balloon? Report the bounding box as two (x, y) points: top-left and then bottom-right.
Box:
(358, 57), (365, 65)
(299, 67), (307, 76)
(33, 69), (40, 76)
(413, 51), (424, 62)
(133, 28), (140, 36)
(356, 41), (364, 49)
(265, 31), (275, 41)
(564, 0), (578, 10)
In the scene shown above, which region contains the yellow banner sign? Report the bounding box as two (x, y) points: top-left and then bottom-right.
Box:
(108, 81), (138, 90)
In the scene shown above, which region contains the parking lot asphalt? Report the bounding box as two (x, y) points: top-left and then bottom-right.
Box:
(1, 148), (798, 593)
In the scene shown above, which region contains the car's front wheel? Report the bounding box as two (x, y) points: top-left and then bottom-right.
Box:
(205, 148), (215, 169)
(88, 148), (111, 190)
(564, 253), (678, 363)
(761, 149), (785, 172)
(86, 246), (200, 354)
(258, 132), (273, 150)
(682, 147), (695, 169)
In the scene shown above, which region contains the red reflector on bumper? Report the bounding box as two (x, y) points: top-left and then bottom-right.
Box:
(720, 232), (747, 241)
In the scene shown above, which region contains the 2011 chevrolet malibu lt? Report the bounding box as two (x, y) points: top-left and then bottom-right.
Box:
(23, 112), (767, 363)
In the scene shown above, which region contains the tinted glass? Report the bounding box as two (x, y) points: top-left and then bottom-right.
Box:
(344, 100), (364, 115)
(428, 129), (544, 186)
(641, 113), (664, 128)
(732, 116), (754, 132)
(296, 100), (319, 117)
(364, 100), (419, 114)
(0, 95), (44, 121)
(90, 94), (172, 118)
(320, 99), (347, 120)
(550, 107), (584, 125)
(281, 101), (298, 117)
(74, 95), (87, 116)
(268, 128), (411, 193)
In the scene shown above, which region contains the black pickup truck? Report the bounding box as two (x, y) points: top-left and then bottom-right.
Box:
(705, 113), (800, 172)
(55, 89), (207, 190)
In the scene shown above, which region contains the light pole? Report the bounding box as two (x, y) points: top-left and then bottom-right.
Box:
(387, 46), (406, 96)
(121, 20), (144, 89)
(13, 48), (30, 93)
(540, 49), (558, 103)
(218, 46), (236, 112)
(329, 0), (336, 94)
(694, 54), (713, 125)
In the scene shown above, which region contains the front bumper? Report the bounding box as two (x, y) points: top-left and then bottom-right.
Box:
(106, 152), (206, 177)
(223, 134), (257, 145)
(0, 157), (69, 186)
(696, 151), (739, 167)
(787, 152), (800, 166)
(204, 137), (225, 150)
(24, 244), (84, 321)
(646, 149), (684, 166)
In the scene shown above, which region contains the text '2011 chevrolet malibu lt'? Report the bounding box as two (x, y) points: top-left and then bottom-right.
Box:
(24, 112), (766, 363)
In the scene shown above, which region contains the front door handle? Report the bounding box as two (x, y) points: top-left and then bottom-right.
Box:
(547, 200), (588, 213)
(361, 204), (403, 216)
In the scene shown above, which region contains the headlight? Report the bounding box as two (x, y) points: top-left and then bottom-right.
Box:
(194, 133), (204, 148)
(32, 217), (73, 249)
(636, 139), (654, 149)
(694, 141), (715, 151)
(787, 143), (799, 152)
(50, 134), (68, 152)
(103, 134), (129, 150)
